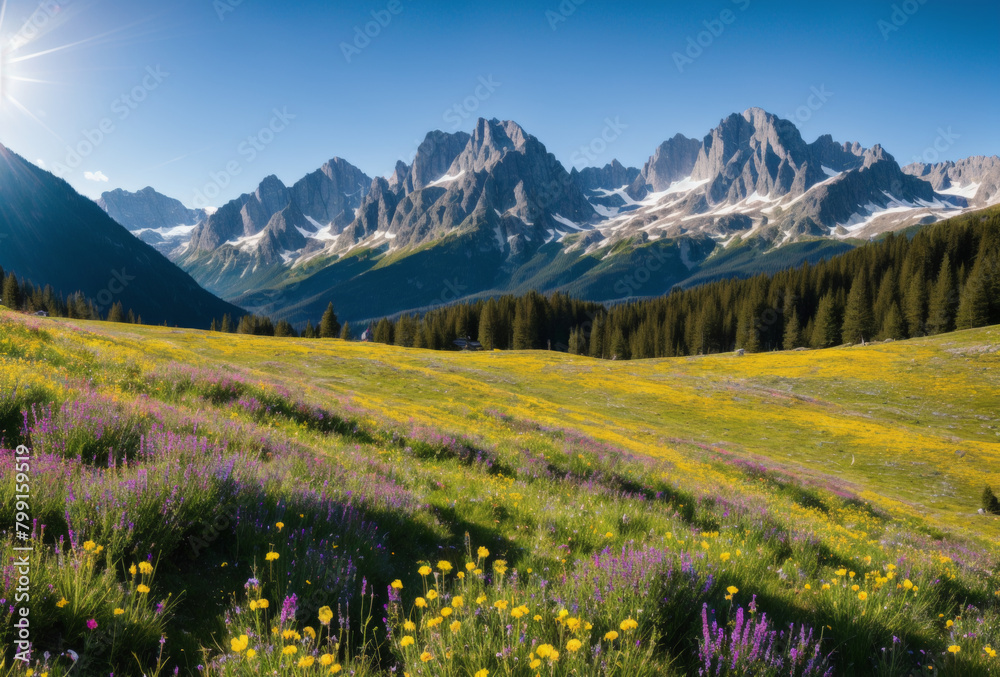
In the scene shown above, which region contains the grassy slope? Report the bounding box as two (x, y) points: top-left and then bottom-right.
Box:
(2, 310), (1000, 676)
(94, 319), (1000, 540)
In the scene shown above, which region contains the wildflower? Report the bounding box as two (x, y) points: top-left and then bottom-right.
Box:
(478, 546), (490, 559)
(565, 617), (581, 632)
(231, 635), (249, 653)
(450, 620), (461, 632)
(849, 571), (856, 579)
(56, 598), (69, 608)
(452, 596), (463, 608)
(438, 560), (453, 573)
(282, 646), (297, 655)
(415, 597), (427, 608)
(265, 552), (279, 562)
(494, 560), (508, 576)
(320, 654), (335, 665)
(138, 562), (153, 575)
(720, 552), (731, 562)
(440, 607), (453, 617)
(946, 620), (954, 628)
(114, 608), (125, 616)
(129, 565), (137, 576)
(620, 618), (639, 632)
(298, 657), (315, 668)
(400, 636), (415, 647)
(404, 621), (416, 631)
(534, 614), (542, 621)
(948, 646), (961, 654)
(984, 647), (997, 658)
(727, 586), (739, 595)
(86, 619), (98, 630)
(418, 565), (432, 576)
(558, 609), (569, 619)
(466, 562), (477, 572)
(137, 584), (150, 594)
(805, 584), (812, 590)
(276, 522), (284, 531)
(530, 659), (542, 669)
(304, 626), (317, 640)
(282, 630), (301, 641)
(246, 649), (256, 660)
(318, 606), (334, 625)
(903, 579), (914, 590)
(852, 585), (860, 592)
(536, 644), (555, 658)
(426, 589), (438, 601)
(391, 579), (404, 590)
(858, 592), (868, 601)
(83, 541), (96, 552)
(494, 600), (508, 611)
(420, 651), (433, 663)
(475, 670), (488, 677)
(329, 666), (341, 674)
(836, 569), (847, 576)
(605, 631), (619, 641)
(566, 639), (583, 652)
(822, 584), (831, 590)
(476, 595), (487, 605)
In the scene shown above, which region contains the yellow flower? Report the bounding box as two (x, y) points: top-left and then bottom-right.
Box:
(558, 609), (569, 619)
(620, 618), (639, 632)
(851, 585), (860, 592)
(138, 562), (153, 575)
(304, 626), (317, 640)
(437, 560), (453, 573)
(530, 659), (541, 669)
(984, 647), (996, 658)
(415, 597), (427, 608)
(114, 608), (124, 616)
(426, 589), (438, 601)
(903, 579), (914, 590)
(276, 522), (284, 531)
(849, 572), (856, 579)
(836, 569), (847, 577)
(282, 630), (301, 641)
(418, 565), (432, 576)
(858, 592), (868, 601)
(566, 639), (583, 652)
(56, 598), (69, 608)
(822, 584), (831, 591)
(476, 595), (487, 605)
(549, 651), (560, 662)
(137, 584), (150, 594)
(246, 649), (256, 660)
(604, 631), (619, 641)
(318, 606), (334, 625)
(400, 636), (415, 647)
(129, 565), (137, 576)
(534, 614), (542, 622)
(493, 600), (508, 611)
(298, 656), (315, 668)
(320, 654), (335, 666)
(466, 562), (477, 572)
(536, 644), (554, 658)
(946, 620), (954, 628)
(727, 586), (739, 595)
(720, 552), (731, 562)
(475, 670), (489, 677)
(948, 645), (961, 654)
(258, 599), (270, 609)
(249, 600), (258, 611)
(478, 546), (490, 559)
(329, 666), (341, 674)
(420, 651), (433, 663)
(452, 596), (464, 608)
(265, 552), (279, 562)
(282, 645), (297, 655)
(565, 617), (581, 632)
(391, 579), (404, 590)
(449, 620), (461, 632)
(404, 620), (416, 631)
(440, 607), (453, 617)
(231, 635), (249, 653)
(805, 584), (812, 590)
(493, 560), (508, 576)
(83, 541), (96, 552)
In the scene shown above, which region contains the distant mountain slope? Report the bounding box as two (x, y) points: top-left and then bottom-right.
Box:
(0, 144), (243, 327)
(99, 186), (208, 256)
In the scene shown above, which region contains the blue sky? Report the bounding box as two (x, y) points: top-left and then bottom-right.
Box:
(1, 0), (997, 207)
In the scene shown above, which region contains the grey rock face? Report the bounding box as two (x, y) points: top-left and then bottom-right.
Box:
(99, 187), (206, 232)
(628, 133), (702, 199)
(571, 160), (640, 193)
(403, 130), (472, 193)
(290, 157), (371, 229)
(902, 156), (1000, 205)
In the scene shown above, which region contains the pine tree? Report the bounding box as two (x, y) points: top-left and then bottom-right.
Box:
(512, 300), (536, 350)
(340, 322), (353, 341)
(880, 302), (906, 340)
(783, 309), (802, 350)
(221, 314), (233, 333)
(841, 270), (875, 344)
(210, 318), (219, 332)
(589, 314), (605, 359)
(320, 302), (341, 338)
(2, 274), (22, 309)
(610, 327), (629, 360)
(811, 294), (840, 348)
(927, 254), (956, 335)
(902, 272), (927, 338)
(107, 302), (125, 323)
(374, 318), (394, 344)
(303, 321), (316, 339)
(275, 320), (297, 337)
(955, 259), (991, 330)
(127, 309), (137, 325)
(478, 300), (498, 350)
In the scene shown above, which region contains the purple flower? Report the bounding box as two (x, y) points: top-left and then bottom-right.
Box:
(86, 619), (98, 630)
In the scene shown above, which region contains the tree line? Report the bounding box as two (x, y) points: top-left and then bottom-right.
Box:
(365, 209), (1000, 359)
(0, 265), (142, 324)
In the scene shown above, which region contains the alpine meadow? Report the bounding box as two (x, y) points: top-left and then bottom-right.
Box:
(2, 1), (1000, 676)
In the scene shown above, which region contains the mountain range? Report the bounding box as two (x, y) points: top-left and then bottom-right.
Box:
(12, 107), (999, 327)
